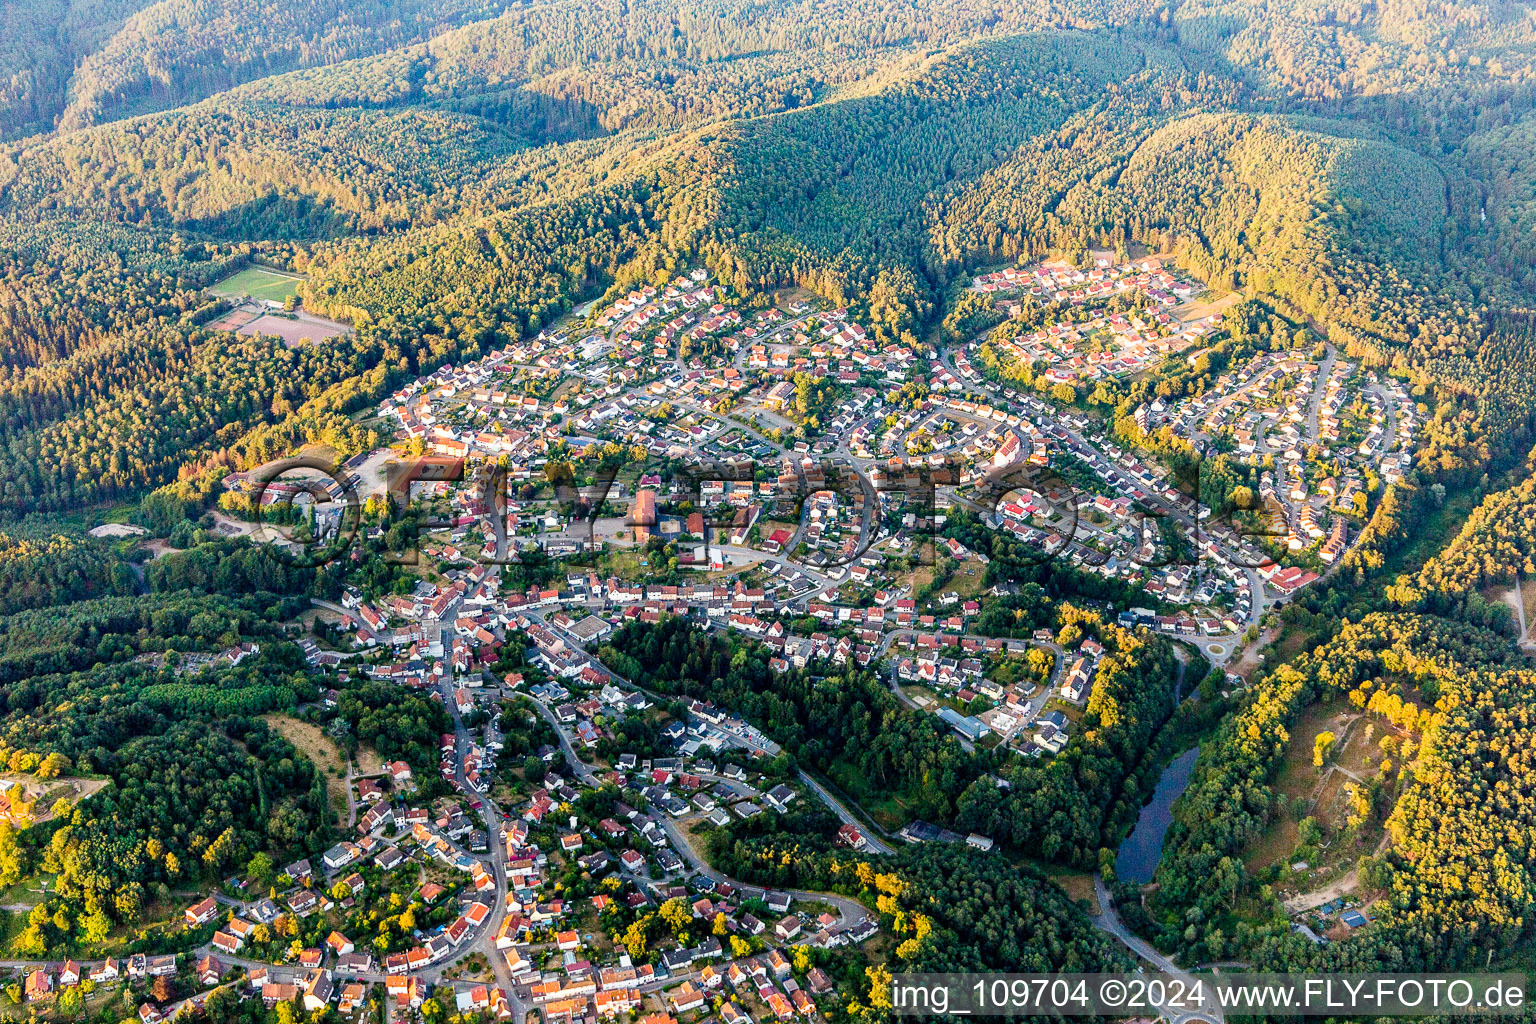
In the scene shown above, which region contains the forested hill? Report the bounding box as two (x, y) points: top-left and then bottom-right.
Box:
(0, 0), (1533, 510)
(0, 0), (1119, 144)
(0, 0), (527, 140)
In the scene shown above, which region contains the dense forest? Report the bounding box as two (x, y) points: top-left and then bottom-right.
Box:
(0, 0), (527, 138)
(0, 523), (422, 953)
(1386, 440), (1536, 624)
(603, 610), (1180, 868)
(1147, 611), (1536, 970)
(0, 0), (1533, 515)
(706, 816), (1132, 978)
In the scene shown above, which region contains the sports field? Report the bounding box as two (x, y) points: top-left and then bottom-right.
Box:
(209, 306), (350, 346)
(208, 265), (306, 302)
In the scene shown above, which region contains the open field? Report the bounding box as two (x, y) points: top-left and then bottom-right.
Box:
(943, 556), (989, 599)
(1243, 813), (1300, 874)
(262, 713), (369, 822)
(1244, 698), (1357, 872)
(236, 308), (351, 346)
(1278, 700), (1355, 800)
(209, 265), (307, 302)
(908, 552), (989, 603)
(1172, 289), (1242, 324)
(1049, 871), (1100, 914)
(207, 266), (350, 345)
(1245, 694), (1400, 898)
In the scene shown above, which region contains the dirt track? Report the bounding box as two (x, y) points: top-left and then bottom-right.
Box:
(1283, 867), (1359, 913)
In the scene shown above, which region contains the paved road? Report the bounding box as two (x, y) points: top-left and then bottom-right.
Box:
(794, 771), (895, 855)
(1367, 381), (1398, 455)
(1091, 878), (1224, 1024)
(434, 615), (524, 1018)
(520, 684), (876, 933)
(208, 671), (517, 1014)
(1305, 343), (1338, 440)
(654, 807), (873, 933)
(879, 629), (1066, 752)
(710, 543), (842, 605)
(939, 345), (1276, 663)
(942, 350), (1173, 524)
(208, 950), (393, 985)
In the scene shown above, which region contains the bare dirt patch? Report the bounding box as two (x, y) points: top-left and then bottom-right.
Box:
(0, 774), (109, 828)
(209, 308), (260, 332)
(88, 523), (147, 538)
(142, 538), (184, 559)
(239, 310), (350, 347)
(1227, 624), (1279, 681)
(1284, 867), (1361, 914)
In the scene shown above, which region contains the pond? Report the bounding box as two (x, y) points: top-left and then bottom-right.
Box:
(1115, 745), (1200, 884)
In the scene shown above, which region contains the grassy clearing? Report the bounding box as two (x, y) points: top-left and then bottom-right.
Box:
(593, 545), (647, 579)
(264, 713), (349, 775)
(263, 713), (354, 821)
(1272, 698), (1354, 806)
(1312, 770), (1352, 830)
(1243, 698), (1355, 871)
(1244, 816), (1300, 873)
(1048, 872), (1100, 914)
(1252, 616), (1326, 680)
(294, 606), (346, 629)
(1047, 698), (1084, 726)
(0, 871), (56, 910)
(1333, 718), (1381, 776)
(825, 759), (912, 832)
(942, 557), (988, 600)
(899, 684), (938, 709)
(1244, 696), (1398, 881)
(209, 265), (306, 302)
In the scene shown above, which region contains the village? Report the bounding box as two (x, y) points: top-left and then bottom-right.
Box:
(214, 256), (1422, 755)
(8, 602), (892, 1024)
(970, 256), (1217, 384)
(0, 256), (1421, 1024)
